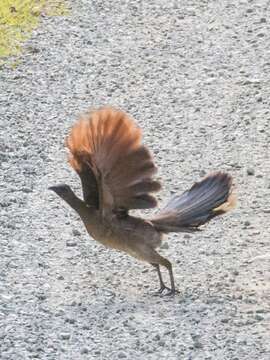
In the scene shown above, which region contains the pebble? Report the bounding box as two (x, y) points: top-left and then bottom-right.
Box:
(65, 317), (76, 324)
(118, 351), (127, 358)
(81, 347), (89, 354)
(66, 239), (77, 247)
(247, 168), (255, 175)
(255, 314), (264, 321)
(160, 242), (169, 249)
(60, 333), (71, 340)
(37, 293), (46, 301)
(194, 340), (203, 349)
(255, 309), (268, 314)
(199, 170), (207, 177)
(184, 234), (191, 239)
(221, 318), (230, 323)
(82, 324), (90, 330)
(72, 229), (81, 236)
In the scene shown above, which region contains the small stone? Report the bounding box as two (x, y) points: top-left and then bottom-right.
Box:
(247, 168), (254, 175)
(118, 351), (127, 358)
(158, 340), (165, 347)
(184, 234), (191, 239)
(262, 209), (270, 214)
(37, 293), (46, 301)
(55, 309), (65, 317)
(27, 46), (40, 54)
(256, 309), (267, 314)
(160, 242), (169, 249)
(193, 340), (203, 349)
(199, 170), (207, 177)
(60, 332), (71, 340)
(21, 187), (32, 193)
(65, 317), (76, 324)
(66, 239), (77, 247)
(255, 314), (264, 321)
(81, 347), (89, 354)
(231, 162), (242, 169)
(196, 305), (207, 313)
(72, 229), (81, 236)
(221, 318), (229, 323)
(244, 220), (251, 227)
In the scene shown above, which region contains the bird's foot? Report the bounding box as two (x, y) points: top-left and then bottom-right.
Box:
(152, 285), (170, 296)
(164, 288), (179, 296)
(157, 285), (171, 294)
(153, 285), (179, 296)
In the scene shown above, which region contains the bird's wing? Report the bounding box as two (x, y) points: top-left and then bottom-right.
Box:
(72, 159), (99, 208)
(66, 107), (161, 213)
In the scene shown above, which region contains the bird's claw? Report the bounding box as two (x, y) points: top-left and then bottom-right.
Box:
(158, 285), (171, 294)
(164, 288), (179, 296)
(154, 286), (179, 296)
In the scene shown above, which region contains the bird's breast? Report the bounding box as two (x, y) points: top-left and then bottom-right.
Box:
(81, 212), (162, 252)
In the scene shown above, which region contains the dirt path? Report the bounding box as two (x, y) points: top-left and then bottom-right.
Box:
(0, 1), (269, 359)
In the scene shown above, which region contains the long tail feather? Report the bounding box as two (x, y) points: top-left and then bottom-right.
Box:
(151, 172), (236, 233)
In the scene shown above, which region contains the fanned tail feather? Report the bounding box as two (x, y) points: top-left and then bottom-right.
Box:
(151, 172), (236, 233)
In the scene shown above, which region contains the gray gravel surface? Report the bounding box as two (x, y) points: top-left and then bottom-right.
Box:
(1, 1), (270, 359)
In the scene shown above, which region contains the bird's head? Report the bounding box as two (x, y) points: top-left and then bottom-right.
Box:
(49, 184), (74, 201)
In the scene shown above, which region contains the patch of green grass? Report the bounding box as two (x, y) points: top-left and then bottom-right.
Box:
(0, 0), (69, 65)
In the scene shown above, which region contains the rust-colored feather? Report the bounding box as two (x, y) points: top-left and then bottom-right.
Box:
(66, 107), (161, 211)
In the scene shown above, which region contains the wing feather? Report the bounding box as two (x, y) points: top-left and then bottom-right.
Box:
(66, 107), (161, 212)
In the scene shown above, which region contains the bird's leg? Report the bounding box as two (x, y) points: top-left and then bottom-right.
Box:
(156, 255), (179, 296)
(151, 263), (170, 293)
(139, 247), (178, 296)
(165, 261), (178, 296)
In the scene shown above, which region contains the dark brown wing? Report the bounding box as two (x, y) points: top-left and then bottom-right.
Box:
(77, 162), (99, 208)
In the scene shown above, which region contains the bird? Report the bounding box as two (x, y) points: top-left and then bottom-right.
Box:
(49, 107), (236, 295)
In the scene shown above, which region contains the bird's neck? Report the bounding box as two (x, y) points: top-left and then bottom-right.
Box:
(63, 192), (98, 225)
(62, 192), (86, 214)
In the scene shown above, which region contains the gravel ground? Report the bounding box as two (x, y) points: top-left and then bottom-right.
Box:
(1, 1), (270, 359)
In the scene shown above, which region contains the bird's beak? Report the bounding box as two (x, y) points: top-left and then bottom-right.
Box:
(48, 186), (57, 192)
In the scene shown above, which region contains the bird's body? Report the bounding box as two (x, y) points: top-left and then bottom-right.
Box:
(70, 200), (163, 261)
(50, 107), (236, 295)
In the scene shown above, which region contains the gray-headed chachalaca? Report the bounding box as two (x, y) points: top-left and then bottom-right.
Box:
(50, 107), (236, 295)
